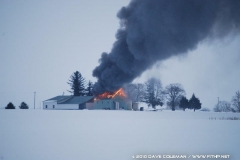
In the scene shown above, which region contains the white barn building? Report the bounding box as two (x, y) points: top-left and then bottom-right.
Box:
(43, 96), (94, 110)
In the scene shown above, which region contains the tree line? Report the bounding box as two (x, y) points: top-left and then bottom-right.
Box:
(124, 78), (240, 112)
(213, 91), (240, 113)
(124, 78), (202, 111)
(5, 70), (239, 112)
(64, 71), (240, 112)
(69, 72), (202, 111)
(5, 102), (29, 109)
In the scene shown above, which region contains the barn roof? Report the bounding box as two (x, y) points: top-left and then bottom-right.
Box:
(45, 96), (94, 105)
(58, 96), (94, 104)
(45, 95), (72, 101)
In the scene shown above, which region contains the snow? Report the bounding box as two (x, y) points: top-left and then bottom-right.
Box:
(0, 110), (240, 160)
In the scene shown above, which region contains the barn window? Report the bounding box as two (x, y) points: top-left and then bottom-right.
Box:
(45, 105), (47, 108)
(53, 105), (55, 108)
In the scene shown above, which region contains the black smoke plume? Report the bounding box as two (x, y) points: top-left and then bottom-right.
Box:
(93, 0), (240, 95)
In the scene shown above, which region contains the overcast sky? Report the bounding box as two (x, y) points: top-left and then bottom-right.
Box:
(1, 0), (240, 109)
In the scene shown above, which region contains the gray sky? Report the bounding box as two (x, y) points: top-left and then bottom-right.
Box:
(1, 0), (239, 109)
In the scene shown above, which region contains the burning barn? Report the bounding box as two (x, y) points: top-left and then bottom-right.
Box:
(43, 89), (137, 110)
(93, 88), (132, 110)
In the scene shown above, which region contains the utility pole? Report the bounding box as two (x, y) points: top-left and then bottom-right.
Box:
(217, 97), (219, 106)
(34, 92), (36, 109)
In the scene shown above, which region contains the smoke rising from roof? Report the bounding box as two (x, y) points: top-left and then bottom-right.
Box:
(92, 0), (240, 95)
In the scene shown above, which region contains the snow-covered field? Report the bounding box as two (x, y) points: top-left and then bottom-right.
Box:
(0, 110), (240, 160)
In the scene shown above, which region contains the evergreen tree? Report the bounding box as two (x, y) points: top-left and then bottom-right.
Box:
(86, 81), (94, 96)
(68, 71), (85, 96)
(19, 102), (29, 109)
(189, 94), (201, 112)
(144, 78), (164, 109)
(5, 102), (15, 109)
(179, 96), (189, 111)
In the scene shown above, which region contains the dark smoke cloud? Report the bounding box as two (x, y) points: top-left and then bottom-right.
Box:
(93, 0), (240, 95)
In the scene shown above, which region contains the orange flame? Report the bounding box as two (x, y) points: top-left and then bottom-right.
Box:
(95, 88), (126, 100)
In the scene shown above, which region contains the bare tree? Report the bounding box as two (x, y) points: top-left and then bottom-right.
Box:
(135, 83), (145, 102)
(123, 83), (137, 101)
(214, 101), (233, 112)
(232, 91), (240, 112)
(124, 83), (145, 102)
(164, 83), (185, 111)
(144, 78), (164, 109)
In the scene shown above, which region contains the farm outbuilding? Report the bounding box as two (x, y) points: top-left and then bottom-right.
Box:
(94, 95), (132, 110)
(43, 89), (134, 110)
(43, 96), (94, 110)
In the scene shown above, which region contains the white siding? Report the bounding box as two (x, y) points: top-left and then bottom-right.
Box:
(43, 101), (78, 110)
(57, 104), (79, 110)
(43, 101), (57, 110)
